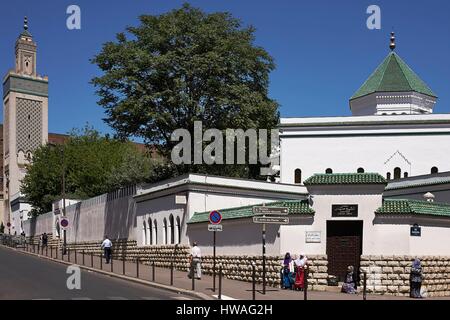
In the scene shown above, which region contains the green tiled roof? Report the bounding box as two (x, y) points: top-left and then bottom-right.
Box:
(351, 52), (436, 100)
(304, 173), (387, 186)
(376, 199), (450, 218)
(188, 200), (314, 224)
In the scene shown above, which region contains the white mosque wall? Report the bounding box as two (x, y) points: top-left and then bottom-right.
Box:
(280, 116), (450, 184)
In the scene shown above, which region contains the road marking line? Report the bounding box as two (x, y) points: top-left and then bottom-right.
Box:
(32, 298), (52, 300)
(172, 296), (192, 300)
(108, 296), (128, 300)
(212, 294), (237, 300)
(71, 297), (92, 300)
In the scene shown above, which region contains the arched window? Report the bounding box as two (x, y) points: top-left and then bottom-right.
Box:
(394, 167), (401, 180)
(387, 172), (391, 180)
(169, 214), (175, 245)
(294, 169), (302, 184)
(176, 216), (182, 244)
(163, 218), (168, 245)
(357, 168), (365, 173)
(431, 167), (439, 174)
(148, 218), (153, 245)
(153, 220), (158, 245)
(325, 168), (333, 174)
(404, 172), (409, 178)
(142, 220), (147, 245)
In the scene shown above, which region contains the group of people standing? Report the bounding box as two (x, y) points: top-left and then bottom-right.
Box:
(281, 252), (308, 290)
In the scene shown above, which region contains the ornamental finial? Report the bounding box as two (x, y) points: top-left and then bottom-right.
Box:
(390, 31), (396, 51)
(24, 16), (28, 31)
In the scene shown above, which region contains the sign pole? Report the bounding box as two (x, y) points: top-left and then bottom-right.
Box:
(262, 218), (266, 295)
(213, 230), (216, 292)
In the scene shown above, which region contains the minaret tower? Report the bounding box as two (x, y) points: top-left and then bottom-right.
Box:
(1, 17), (49, 231)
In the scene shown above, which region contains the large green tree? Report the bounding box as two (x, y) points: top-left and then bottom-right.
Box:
(21, 127), (162, 216)
(91, 3), (279, 178)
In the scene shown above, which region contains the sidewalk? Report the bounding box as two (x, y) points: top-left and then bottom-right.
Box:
(16, 244), (450, 300)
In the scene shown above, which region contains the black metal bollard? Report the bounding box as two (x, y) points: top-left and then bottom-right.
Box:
(170, 262), (174, 286)
(75, 249), (77, 264)
(51, 246), (53, 258)
(363, 272), (367, 300)
(152, 261), (155, 282)
(218, 264), (223, 300)
(82, 250), (85, 265)
(136, 258), (140, 278)
(68, 248), (71, 262)
(123, 257), (126, 275)
(252, 262), (256, 300)
(191, 263), (195, 291)
(56, 247), (58, 260)
(100, 253), (103, 270)
(37, 244), (40, 255)
(304, 267), (309, 301)
(46, 246), (48, 257)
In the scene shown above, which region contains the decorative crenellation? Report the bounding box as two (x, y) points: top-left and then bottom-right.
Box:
(360, 255), (450, 297)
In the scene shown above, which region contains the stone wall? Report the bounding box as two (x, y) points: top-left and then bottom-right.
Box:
(32, 238), (328, 290)
(360, 255), (450, 297)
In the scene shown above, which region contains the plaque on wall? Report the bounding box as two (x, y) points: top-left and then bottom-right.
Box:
(332, 204), (358, 217)
(410, 224), (421, 237)
(305, 231), (321, 243)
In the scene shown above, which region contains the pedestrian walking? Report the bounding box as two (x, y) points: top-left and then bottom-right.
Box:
(101, 235), (113, 264)
(41, 233), (48, 247)
(293, 253), (308, 291)
(188, 241), (202, 279)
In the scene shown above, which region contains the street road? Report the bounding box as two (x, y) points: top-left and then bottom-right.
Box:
(0, 246), (193, 300)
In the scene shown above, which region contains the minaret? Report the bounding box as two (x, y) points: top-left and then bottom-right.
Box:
(1, 17), (49, 232)
(350, 32), (437, 116)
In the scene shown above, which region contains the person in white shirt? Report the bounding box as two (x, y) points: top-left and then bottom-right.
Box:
(101, 235), (113, 264)
(188, 241), (202, 280)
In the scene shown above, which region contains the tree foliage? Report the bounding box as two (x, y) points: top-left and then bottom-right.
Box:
(91, 3), (279, 178)
(21, 127), (162, 216)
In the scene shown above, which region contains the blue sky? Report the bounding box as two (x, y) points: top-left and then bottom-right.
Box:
(1, 0), (449, 138)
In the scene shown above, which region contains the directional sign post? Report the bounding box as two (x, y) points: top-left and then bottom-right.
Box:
(252, 205), (289, 295)
(209, 211), (222, 292)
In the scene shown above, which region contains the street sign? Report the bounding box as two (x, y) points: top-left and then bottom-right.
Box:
(60, 218), (69, 230)
(410, 224), (421, 237)
(209, 210), (222, 225)
(208, 224), (223, 232)
(253, 216), (289, 224)
(252, 206), (288, 215)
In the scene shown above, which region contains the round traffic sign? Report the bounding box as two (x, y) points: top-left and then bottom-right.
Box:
(209, 211), (222, 225)
(60, 218), (69, 228)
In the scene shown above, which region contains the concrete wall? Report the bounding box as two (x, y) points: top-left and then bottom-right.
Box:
(23, 211), (53, 237)
(24, 186), (137, 242)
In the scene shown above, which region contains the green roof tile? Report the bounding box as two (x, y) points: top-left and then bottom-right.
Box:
(376, 199), (450, 218)
(188, 200), (314, 224)
(351, 52), (436, 100)
(303, 173), (387, 186)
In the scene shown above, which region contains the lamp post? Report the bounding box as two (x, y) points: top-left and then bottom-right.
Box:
(49, 143), (66, 255)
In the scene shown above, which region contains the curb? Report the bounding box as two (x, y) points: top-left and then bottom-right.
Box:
(3, 245), (213, 301)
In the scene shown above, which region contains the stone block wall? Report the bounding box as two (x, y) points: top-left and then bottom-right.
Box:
(360, 255), (450, 297)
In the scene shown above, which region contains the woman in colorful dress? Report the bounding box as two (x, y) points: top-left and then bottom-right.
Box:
(341, 265), (357, 294)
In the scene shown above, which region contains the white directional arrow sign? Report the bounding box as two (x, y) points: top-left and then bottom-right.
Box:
(252, 206), (288, 215)
(253, 216), (289, 224)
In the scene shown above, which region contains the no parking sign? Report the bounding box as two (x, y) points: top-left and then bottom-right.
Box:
(60, 218), (69, 230)
(209, 210), (222, 225)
